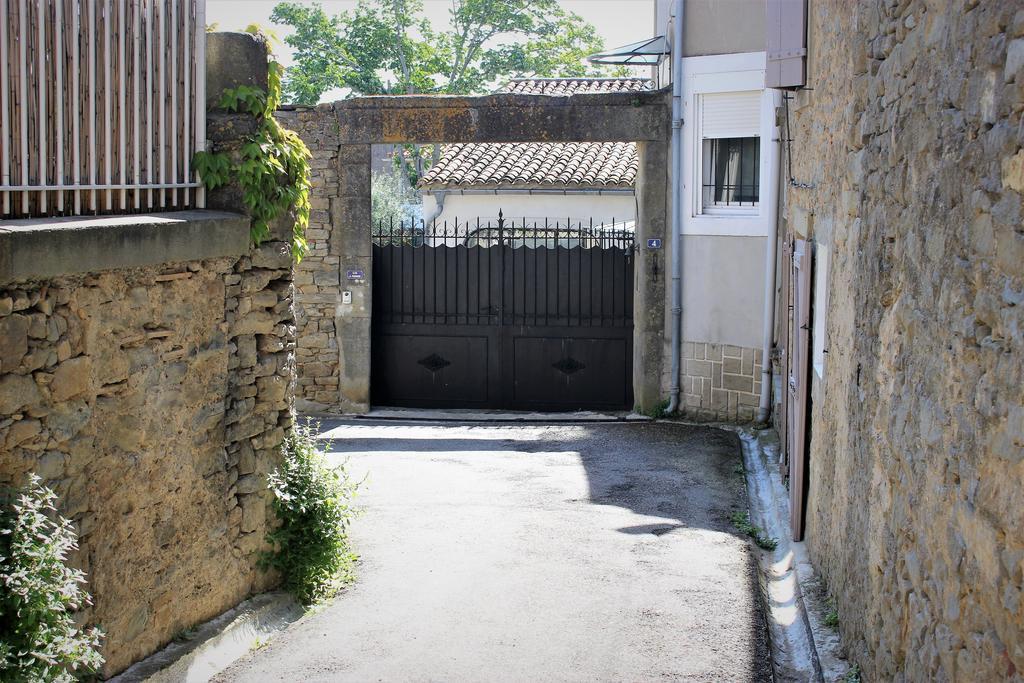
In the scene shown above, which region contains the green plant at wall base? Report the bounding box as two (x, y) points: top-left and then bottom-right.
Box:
(193, 58), (312, 261)
(262, 424), (359, 604)
(0, 475), (104, 681)
(729, 510), (779, 551)
(824, 597), (840, 628)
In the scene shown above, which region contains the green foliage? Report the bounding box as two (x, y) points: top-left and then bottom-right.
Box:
(843, 664), (861, 682)
(371, 170), (416, 227)
(0, 475), (104, 682)
(729, 510), (779, 551)
(193, 37), (311, 261)
(641, 399), (672, 419)
(270, 0), (619, 103)
(824, 597), (840, 628)
(262, 424), (359, 605)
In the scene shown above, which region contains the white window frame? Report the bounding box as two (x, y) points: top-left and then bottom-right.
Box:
(681, 52), (780, 237)
(812, 244), (829, 378)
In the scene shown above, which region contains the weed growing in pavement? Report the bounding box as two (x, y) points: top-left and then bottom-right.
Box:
(262, 423), (359, 604)
(173, 626), (198, 643)
(640, 399), (672, 419)
(824, 597), (840, 628)
(729, 510), (779, 551)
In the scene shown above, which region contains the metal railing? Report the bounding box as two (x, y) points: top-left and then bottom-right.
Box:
(371, 211), (636, 251)
(0, 0), (206, 218)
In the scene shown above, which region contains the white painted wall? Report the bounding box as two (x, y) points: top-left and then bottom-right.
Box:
(681, 235), (767, 349)
(669, 52), (780, 350)
(421, 192), (636, 233)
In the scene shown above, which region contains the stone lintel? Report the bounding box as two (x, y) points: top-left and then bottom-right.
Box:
(279, 90), (671, 145)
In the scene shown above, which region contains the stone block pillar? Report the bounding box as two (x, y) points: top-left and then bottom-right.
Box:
(333, 144), (372, 413)
(634, 140), (668, 413)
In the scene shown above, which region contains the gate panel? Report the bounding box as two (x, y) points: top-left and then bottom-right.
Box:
(371, 217), (634, 411)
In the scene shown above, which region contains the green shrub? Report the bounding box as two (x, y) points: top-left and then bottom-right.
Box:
(262, 424), (358, 604)
(0, 475), (104, 681)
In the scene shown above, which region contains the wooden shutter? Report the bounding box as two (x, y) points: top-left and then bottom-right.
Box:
(766, 0), (807, 89)
(787, 238), (811, 540)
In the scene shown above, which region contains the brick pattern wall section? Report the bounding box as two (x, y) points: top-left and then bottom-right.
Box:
(0, 239), (295, 675)
(784, 2), (1024, 680)
(678, 341), (761, 422)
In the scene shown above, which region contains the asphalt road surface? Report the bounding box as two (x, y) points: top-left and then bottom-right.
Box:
(216, 419), (771, 682)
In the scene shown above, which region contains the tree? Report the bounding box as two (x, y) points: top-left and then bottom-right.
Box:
(270, 0), (620, 105)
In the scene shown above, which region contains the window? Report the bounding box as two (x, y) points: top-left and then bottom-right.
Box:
(702, 137), (760, 207)
(697, 90), (762, 215)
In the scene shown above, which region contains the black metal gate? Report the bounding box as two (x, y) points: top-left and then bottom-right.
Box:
(371, 213), (634, 411)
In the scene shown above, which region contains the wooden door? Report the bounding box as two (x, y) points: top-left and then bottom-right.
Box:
(778, 238), (792, 477)
(787, 239), (812, 540)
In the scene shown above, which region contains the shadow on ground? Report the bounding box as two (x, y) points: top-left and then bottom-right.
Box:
(216, 418), (772, 682)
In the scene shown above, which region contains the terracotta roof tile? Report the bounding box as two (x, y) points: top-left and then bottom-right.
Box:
(418, 141), (638, 189)
(419, 78), (651, 190)
(501, 77), (653, 95)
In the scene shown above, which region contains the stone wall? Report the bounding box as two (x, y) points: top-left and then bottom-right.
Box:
(677, 342), (762, 422)
(0, 32), (299, 676)
(0, 233), (294, 675)
(275, 104), (370, 414)
(277, 93), (669, 415)
(783, 1), (1024, 679)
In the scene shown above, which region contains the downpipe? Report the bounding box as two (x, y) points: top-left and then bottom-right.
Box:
(756, 99), (784, 423)
(666, 0), (684, 414)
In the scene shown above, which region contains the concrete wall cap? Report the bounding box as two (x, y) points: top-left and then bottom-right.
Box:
(0, 210), (252, 283)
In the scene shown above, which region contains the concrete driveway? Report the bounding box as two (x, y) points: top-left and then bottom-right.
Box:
(216, 420), (771, 682)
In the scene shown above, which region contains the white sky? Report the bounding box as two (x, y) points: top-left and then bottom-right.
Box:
(207, 0), (656, 100)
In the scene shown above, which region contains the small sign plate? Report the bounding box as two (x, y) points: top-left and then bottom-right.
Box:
(346, 269), (365, 281)
(647, 238), (663, 249)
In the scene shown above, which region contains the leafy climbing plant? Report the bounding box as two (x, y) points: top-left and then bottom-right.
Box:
(0, 475), (105, 681)
(194, 38), (311, 261)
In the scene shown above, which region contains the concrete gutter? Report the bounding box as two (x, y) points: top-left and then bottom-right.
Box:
(727, 424), (853, 682)
(0, 210), (250, 283)
(110, 592), (303, 683)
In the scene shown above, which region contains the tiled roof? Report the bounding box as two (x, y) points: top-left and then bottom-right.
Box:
(501, 77), (653, 95)
(419, 78), (652, 190)
(418, 141), (638, 189)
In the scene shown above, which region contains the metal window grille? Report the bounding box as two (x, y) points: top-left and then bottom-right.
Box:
(701, 136), (759, 208)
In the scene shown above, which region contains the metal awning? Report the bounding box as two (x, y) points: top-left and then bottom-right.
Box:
(587, 36), (670, 66)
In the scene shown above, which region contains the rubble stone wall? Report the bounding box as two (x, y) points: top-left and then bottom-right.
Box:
(785, 1), (1024, 679)
(0, 234), (294, 675)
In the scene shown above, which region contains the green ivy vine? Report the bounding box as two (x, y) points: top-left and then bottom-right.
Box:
(194, 54), (310, 261)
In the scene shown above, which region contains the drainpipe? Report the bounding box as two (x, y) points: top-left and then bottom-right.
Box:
(666, 0), (684, 415)
(756, 104), (784, 423)
(423, 188), (447, 224)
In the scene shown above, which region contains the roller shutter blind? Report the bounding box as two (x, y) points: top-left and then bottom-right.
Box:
(700, 91), (761, 139)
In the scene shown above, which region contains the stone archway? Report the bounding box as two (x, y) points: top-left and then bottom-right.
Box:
(277, 90), (670, 414)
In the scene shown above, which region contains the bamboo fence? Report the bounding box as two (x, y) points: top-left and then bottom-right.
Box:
(0, 0), (206, 218)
